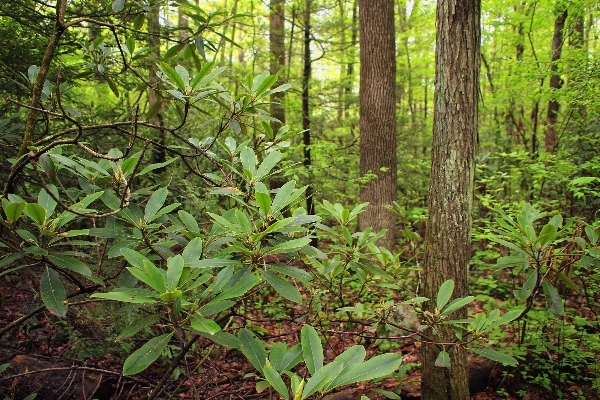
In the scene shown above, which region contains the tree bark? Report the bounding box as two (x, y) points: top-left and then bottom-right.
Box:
(545, 6), (567, 153)
(269, 0), (286, 127)
(420, 1), (480, 399)
(357, 0), (397, 250)
(302, 0), (316, 223)
(147, 5), (166, 167)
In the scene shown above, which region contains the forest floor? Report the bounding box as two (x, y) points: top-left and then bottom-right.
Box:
(0, 271), (597, 400)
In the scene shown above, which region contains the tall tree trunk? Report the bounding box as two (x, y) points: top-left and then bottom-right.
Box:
(302, 0), (315, 221)
(545, 6), (567, 153)
(269, 0), (286, 127)
(357, 0), (397, 250)
(147, 5), (166, 167)
(420, 1), (480, 399)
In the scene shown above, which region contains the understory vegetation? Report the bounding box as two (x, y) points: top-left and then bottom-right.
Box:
(1, 0), (599, 399)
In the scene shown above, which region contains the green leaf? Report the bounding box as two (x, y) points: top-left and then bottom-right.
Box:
(112, 0), (125, 12)
(239, 328), (267, 374)
(269, 264), (312, 281)
(263, 365), (289, 400)
(91, 291), (157, 304)
(137, 158), (177, 176)
(255, 191), (272, 215)
(121, 248), (152, 269)
(144, 187), (168, 223)
(38, 187), (58, 216)
(179, 210), (200, 232)
(543, 281), (564, 315)
(163, 44), (185, 61)
(487, 309), (523, 329)
(436, 280), (454, 310)
(256, 151), (282, 180)
(141, 260), (167, 293)
(182, 237), (203, 264)
(471, 348), (518, 366)
(25, 203), (46, 225)
(198, 300), (234, 316)
(47, 255), (92, 277)
(167, 255), (184, 289)
(3, 202), (26, 223)
(267, 237), (312, 255)
(197, 331), (241, 348)
(323, 345), (366, 391)
(191, 314), (221, 335)
(260, 270), (302, 303)
(301, 325), (323, 375)
(107, 76), (120, 97)
(333, 353), (402, 387)
(123, 332), (173, 375)
(212, 275), (261, 302)
(435, 350), (450, 368)
(370, 389), (401, 399)
(440, 296), (475, 317)
(302, 361), (343, 399)
(0, 362), (9, 373)
(40, 267), (67, 317)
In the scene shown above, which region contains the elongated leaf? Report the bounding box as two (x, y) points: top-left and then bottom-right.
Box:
(188, 258), (242, 269)
(280, 344), (303, 372)
(191, 314), (221, 335)
(38, 187), (58, 216)
(301, 325), (323, 375)
(334, 353), (402, 387)
(543, 281), (564, 315)
(47, 254), (92, 277)
(487, 309), (523, 329)
(144, 187), (168, 223)
(436, 280), (454, 310)
(137, 158), (177, 176)
(40, 267), (67, 317)
(471, 348), (518, 366)
(198, 300), (234, 316)
(267, 237), (312, 255)
(302, 361), (343, 399)
(212, 275), (261, 302)
(239, 328), (267, 374)
(440, 296), (475, 317)
(121, 248), (152, 269)
(123, 332), (173, 375)
(256, 151), (282, 180)
(167, 255), (184, 289)
(142, 260), (166, 293)
(182, 237), (203, 264)
(261, 270), (302, 303)
(89, 228), (131, 239)
(323, 345), (366, 391)
(179, 210), (200, 232)
(197, 331), (241, 348)
(269, 264), (312, 281)
(25, 203), (46, 225)
(255, 191), (271, 215)
(263, 365), (289, 400)
(91, 291), (157, 304)
(370, 389), (401, 399)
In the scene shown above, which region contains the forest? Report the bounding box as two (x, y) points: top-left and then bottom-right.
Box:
(0, 0), (599, 399)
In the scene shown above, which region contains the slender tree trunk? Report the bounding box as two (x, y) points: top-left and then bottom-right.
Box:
(302, 0), (315, 222)
(421, 1), (480, 399)
(357, 0), (397, 250)
(545, 7), (567, 153)
(147, 5), (166, 167)
(269, 0), (286, 127)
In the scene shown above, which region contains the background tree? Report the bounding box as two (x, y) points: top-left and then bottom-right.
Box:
(420, 0), (480, 399)
(357, 0), (397, 249)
